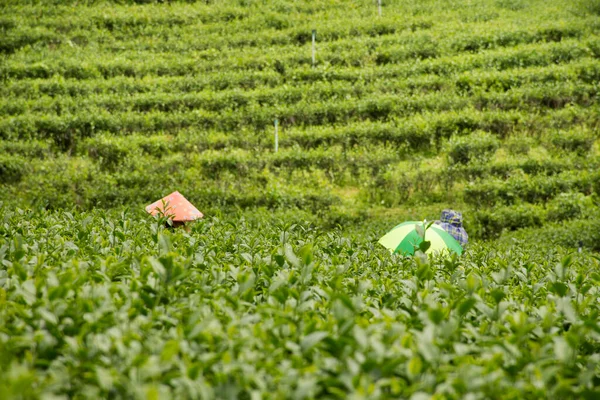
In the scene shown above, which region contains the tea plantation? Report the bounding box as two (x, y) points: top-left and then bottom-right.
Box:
(1, 0), (600, 398)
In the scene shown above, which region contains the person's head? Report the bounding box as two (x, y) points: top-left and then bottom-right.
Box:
(440, 209), (463, 226)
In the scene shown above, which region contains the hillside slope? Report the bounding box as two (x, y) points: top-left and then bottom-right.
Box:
(1, 0), (599, 240)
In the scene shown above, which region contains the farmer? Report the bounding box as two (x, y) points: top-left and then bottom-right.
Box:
(435, 209), (468, 247)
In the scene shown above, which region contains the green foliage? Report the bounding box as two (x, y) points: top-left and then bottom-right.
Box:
(465, 170), (596, 206)
(500, 217), (600, 251)
(446, 131), (500, 164)
(548, 128), (596, 155)
(472, 204), (543, 238)
(0, 207), (599, 398)
(84, 135), (133, 171)
(547, 192), (592, 221)
(504, 134), (535, 155)
(0, 140), (51, 159)
(1, 2), (600, 397)
(0, 155), (28, 183)
(579, 0), (600, 15)
(2, 0), (600, 238)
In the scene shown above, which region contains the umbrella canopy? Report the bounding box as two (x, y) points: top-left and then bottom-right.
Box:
(145, 191), (203, 222)
(378, 220), (463, 256)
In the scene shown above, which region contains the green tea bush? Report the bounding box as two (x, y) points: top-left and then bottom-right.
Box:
(546, 192), (592, 221)
(496, 0), (527, 11)
(0, 155), (28, 183)
(547, 129), (595, 155)
(592, 170), (600, 196)
(465, 170), (594, 205)
(137, 135), (172, 158)
(0, 140), (50, 158)
(504, 134), (535, 155)
(501, 217), (600, 250)
(0, 26), (58, 54)
(84, 135), (133, 171)
(1, 206), (599, 398)
(446, 131), (500, 164)
(579, 0), (600, 15)
(454, 154), (586, 180)
(470, 203), (544, 238)
(516, 157), (572, 175)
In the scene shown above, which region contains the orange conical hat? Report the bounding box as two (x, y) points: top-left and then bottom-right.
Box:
(145, 191), (203, 222)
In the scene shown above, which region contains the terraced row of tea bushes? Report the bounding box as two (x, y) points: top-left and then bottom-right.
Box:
(468, 194), (600, 239)
(5, 147), (596, 235)
(449, 155), (593, 180)
(3, 37), (598, 81)
(500, 216), (600, 251)
(2, 0), (591, 24)
(281, 107), (598, 150)
(547, 128), (599, 155)
(0, 133), (595, 219)
(455, 59), (600, 93)
(3, 62), (600, 118)
(79, 140), (402, 176)
(78, 131), (594, 175)
(446, 128), (597, 167)
(360, 163), (600, 208)
(0, 139), (51, 159)
(464, 169), (600, 206)
(0, 17), (433, 56)
(1, 206), (600, 398)
(0, 4), (437, 53)
(2, 1), (596, 54)
(1, 111), (593, 178)
(4, 104), (593, 159)
(1, 85), (597, 151)
(0, 147), (400, 211)
(2, 0), (595, 54)
(5, 158), (597, 230)
(1, 119), (597, 224)
(0, 78), (467, 115)
(4, 57), (599, 102)
(4, 4), (596, 56)
(0, 154), (343, 212)
(3, 83), (595, 140)
(4, 26), (597, 72)
(2, 125), (595, 189)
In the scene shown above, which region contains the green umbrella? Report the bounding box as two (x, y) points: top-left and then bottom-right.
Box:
(378, 220), (463, 256)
